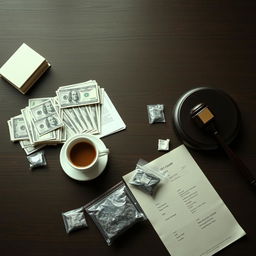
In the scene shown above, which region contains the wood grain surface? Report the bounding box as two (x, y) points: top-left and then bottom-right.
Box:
(0, 1), (256, 255)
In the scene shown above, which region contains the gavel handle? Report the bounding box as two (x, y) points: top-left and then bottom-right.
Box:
(214, 132), (256, 187)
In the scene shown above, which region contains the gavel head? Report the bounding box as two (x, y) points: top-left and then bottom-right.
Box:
(190, 103), (215, 128)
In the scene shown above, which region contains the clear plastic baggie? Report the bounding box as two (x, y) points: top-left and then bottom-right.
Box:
(129, 159), (169, 195)
(85, 181), (146, 245)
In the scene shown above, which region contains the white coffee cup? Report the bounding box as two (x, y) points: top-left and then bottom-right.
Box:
(64, 134), (109, 172)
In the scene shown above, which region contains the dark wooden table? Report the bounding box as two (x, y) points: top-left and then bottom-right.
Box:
(0, 1), (256, 255)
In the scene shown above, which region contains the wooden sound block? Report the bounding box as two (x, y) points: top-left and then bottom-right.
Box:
(172, 87), (241, 150)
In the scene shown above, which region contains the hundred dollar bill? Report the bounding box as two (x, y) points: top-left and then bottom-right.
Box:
(63, 108), (83, 133)
(88, 105), (99, 133)
(28, 97), (50, 108)
(22, 107), (56, 144)
(79, 106), (94, 132)
(57, 82), (100, 108)
(65, 127), (76, 141)
(21, 108), (35, 144)
(96, 104), (102, 133)
(32, 114), (63, 136)
(83, 106), (98, 134)
(74, 107), (92, 133)
(11, 115), (29, 141)
(19, 140), (45, 155)
(78, 106), (94, 132)
(66, 108), (86, 132)
(29, 95), (61, 142)
(29, 98), (60, 142)
(59, 126), (67, 143)
(32, 113), (63, 136)
(62, 111), (79, 133)
(30, 99), (58, 121)
(57, 80), (95, 90)
(7, 120), (15, 141)
(52, 99), (62, 142)
(19, 139), (33, 148)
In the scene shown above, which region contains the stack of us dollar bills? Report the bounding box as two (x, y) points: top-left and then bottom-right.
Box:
(7, 80), (104, 155)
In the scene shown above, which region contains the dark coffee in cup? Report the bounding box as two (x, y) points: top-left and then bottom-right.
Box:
(69, 141), (96, 168)
(64, 135), (109, 172)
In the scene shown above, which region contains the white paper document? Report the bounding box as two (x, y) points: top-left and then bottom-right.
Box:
(123, 145), (245, 256)
(97, 91), (126, 138)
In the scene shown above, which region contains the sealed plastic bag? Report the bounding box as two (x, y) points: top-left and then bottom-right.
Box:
(147, 104), (166, 124)
(130, 159), (168, 195)
(27, 150), (47, 170)
(85, 181), (146, 245)
(62, 207), (88, 234)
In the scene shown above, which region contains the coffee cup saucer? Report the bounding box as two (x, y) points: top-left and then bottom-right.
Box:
(60, 135), (108, 181)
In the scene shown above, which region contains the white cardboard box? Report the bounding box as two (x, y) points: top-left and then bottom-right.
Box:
(0, 43), (50, 94)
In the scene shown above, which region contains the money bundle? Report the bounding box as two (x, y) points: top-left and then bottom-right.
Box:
(8, 80), (103, 155)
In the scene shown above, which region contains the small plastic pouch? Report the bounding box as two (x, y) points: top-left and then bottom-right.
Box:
(147, 104), (166, 124)
(62, 207), (88, 234)
(85, 181), (146, 245)
(129, 159), (168, 195)
(27, 150), (47, 170)
(158, 139), (170, 151)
